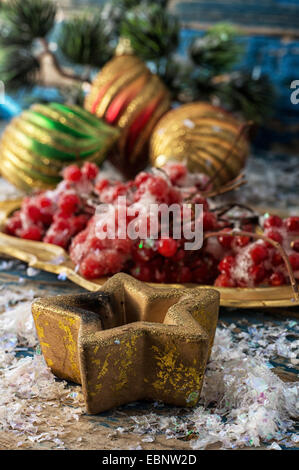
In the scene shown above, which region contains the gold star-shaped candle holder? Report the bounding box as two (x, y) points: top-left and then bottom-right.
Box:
(32, 273), (219, 414)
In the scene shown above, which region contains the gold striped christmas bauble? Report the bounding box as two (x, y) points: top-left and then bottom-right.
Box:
(84, 54), (171, 177)
(150, 102), (249, 188)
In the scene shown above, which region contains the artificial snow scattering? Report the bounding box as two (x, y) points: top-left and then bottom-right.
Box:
(0, 177), (23, 201)
(0, 292), (84, 448)
(0, 355), (83, 446)
(129, 321), (299, 450)
(237, 154), (299, 211)
(0, 281), (35, 313)
(0, 301), (37, 350)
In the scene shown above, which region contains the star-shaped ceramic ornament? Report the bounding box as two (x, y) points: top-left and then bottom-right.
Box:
(32, 273), (219, 414)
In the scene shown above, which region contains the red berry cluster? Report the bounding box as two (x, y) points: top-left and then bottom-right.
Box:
(5, 161), (299, 287)
(69, 162), (221, 280)
(215, 214), (299, 287)
(5, 162), (99, 249)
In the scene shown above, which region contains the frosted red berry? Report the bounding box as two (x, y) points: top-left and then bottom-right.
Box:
(250, 244), (269, 264)
(265, 229), (283, 245)
(96, 179), (109, 192)
(218, 229), (233, 249)
(164, 162), (187, 184)
(234, 235), (251, 248)
(135, 172), (150, 187)
(82, 162), (98, 180)
(284, 216), (299, 233)
(5, 212), (22, 235)
(147, 176), (169, 200)
(157, 237), (178, 258)
(25, 204), (41, 223)
(272, 252), (283, 267)
(21, 226), (43, 241)
(289, 253), (299, 271)
(249, 264), (267, 284)
(263, 215), (282, 229)
(58, 193), (80, 215)
(214, 273), (235, 287)
(39, 196), (52, 208)
(63, 165), (82, 183)
(218, 255), (235, 275)
(203, 212), (217, 231)
(269, 272), (285, 286)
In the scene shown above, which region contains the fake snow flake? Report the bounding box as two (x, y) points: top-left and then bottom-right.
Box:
(141, 436), (155, 443)
(183, 119), (195, 129)
(49, 255), (65, 266)
(0, 287), (35, 312)
(268, 442), (282, 450)
(26, 267), (40, 277)
(57, 272), (67, 281)
(0, 301), (37, 348)
(0, 260), (15, 271)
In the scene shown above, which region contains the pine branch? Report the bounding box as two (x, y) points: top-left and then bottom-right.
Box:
(156, 55), (194, 102)
(190, 23), (244, 74)
(0, 10), (31, 46)
(2, 0), (56, 42)
(58, 13), (113, 68)
(213, 70), (276, 123)
(120, 4), (180, 62)
(0, 45), (39, 90)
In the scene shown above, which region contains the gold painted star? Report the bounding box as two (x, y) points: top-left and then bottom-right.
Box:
(32, 273), (219, 414)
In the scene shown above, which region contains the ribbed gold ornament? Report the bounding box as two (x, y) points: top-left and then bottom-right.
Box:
(150, 102), (250, 188)
(84, 54), (171, 177)
(0, 103), (120, 192)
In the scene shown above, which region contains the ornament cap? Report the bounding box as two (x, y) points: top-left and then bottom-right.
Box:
(115, 37), (135, 56)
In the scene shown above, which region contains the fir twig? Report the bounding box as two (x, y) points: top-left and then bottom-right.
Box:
(190, 23), (243, 74)
(121, 4), (179, 62)
(0, 45), (39, 90)
(58, 14), (113, 68)
(3, 0), (56, 42)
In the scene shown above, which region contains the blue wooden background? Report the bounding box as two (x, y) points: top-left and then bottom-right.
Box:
(173, 0), (299, 30)
(179, 29), (299, 151)
(173, 0), (299, 152)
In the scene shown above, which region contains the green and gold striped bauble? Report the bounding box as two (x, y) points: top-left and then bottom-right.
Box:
(150, 102), (249, 188)
(0, 102), (120, 192)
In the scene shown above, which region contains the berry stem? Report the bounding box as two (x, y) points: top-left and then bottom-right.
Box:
(211, 202), (260, 229)
(202, 173), (247, 198)
(204, 229), (299, 301)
